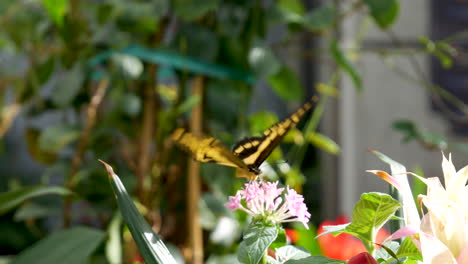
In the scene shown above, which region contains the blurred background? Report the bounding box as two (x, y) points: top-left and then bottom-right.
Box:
(1, 0), (468, 263)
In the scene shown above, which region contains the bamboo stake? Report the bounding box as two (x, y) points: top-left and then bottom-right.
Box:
(187, 76), (204, 264)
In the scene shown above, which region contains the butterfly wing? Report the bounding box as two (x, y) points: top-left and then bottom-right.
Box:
(171, 128), (251, 172)
(232, 98), (315, 170)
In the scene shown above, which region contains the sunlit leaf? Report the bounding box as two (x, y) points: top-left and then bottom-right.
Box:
(307, 133), (340, 155)
(42, 0), (68, 27)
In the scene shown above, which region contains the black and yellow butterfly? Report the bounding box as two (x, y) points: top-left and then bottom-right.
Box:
(171, 97), (317, 179)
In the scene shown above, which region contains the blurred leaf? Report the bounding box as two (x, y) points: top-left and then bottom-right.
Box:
(248, 42), (281, 78)
(36, 58), (55, 85)
(303, 2), (336, 32)
(392, 120), (419, 143)
(14, 203), (60, 221)
(120, 93), (142, 117)
(216, 3), (248, 37)
(111, 54), (143, 79)
(285, 255), (344, 264)
(268, 66), (304, 101)
(270, 228), (287, 249)
(294, 223), (321, 255)
(277, 0), (305, 24)
(173, 0), (220, 21)
(330, 40), (362, 91)
(307, 133), (340, 155)
(249, 111), (278, 134)
(176, 24), (219, 62)
(0, 185), (72, 215)
(238, 223), (278, 264)
(363, 0), (399, 29)
(51, 64), (84, 107)
(175, 95), (201, 116)
(25, 129), (58, 164)
(100, 161), (177, 264)
(11, 226), (104, 264)
(42, 0), (68, 27)
(38, 124), (80, 153)
(106, 214), (122, 264)
(316, 83), (339, 97)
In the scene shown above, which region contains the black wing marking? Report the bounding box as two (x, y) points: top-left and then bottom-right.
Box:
(232, 98), (315, 170)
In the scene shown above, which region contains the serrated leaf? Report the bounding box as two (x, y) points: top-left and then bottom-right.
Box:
(284, 255), (344, 264)
(238, 223), (278, 264)
(345, 193), (400, 245)
(100, 161), (177, 264)
(10, 226), (104, 264)
(303, 2), (336, 32)
(0, 185), (72, 215)
(363, 0), (399, 29)
(38, 124), (80, 153)
(330, 40), (362, 91)
(267, 66), (304, 101)
(307, 133), (340, 155)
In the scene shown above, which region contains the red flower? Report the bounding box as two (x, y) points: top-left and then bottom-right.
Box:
(317, 215), (390, 261)
(285, 228), (299, 243)
(347, 252), (379, 264)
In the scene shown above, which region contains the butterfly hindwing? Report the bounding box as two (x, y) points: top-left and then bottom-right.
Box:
(170, 128), (251, 171)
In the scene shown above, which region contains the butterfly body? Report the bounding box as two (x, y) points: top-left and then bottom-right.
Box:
(171, 97), (316, 179)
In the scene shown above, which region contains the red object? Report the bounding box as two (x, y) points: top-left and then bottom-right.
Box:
(317, 215), (390, 261)
(347, 252), (379, 264)
(285, 228), (299, 243)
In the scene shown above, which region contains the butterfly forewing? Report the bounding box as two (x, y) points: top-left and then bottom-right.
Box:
(171, 128), (251, 171)
(232, 100), (314, 170)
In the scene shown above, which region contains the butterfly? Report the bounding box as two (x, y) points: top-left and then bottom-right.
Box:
(170, 97), (317, 180)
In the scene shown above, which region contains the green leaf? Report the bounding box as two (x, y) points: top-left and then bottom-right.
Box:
(303, 2), (336, 32)
(267, 66), (304, 101)
(51, 64), (84, 107)
(277, 0), (306, 24)
(237, 223), (278, 264)
(0, 185), (72, 215)
(248, 43), (281, 78)
(36, 57), (55, 84)
(248, 111), (278, 134)
(363, 0), (399, 29)
(294, 223), (321, 255)
(307, 133), (340, 155)
(173, 0), (220, 21)
(270, 228), (287, 249)
(275, 245), (310, 261)
(120, 93), (142, 117)
(10, 226), (104, 264)
(42, 0), (69, 27)
(38, 124), (81, 153)
(397, 237), (421, 259)
(330, 40), (362, 91)
(14, 203), (60, 221)
(392, 120), (420, 143)
(100, 161), (177, 264)
(345, 193), (400, 246)
(284, 255), (344, 264)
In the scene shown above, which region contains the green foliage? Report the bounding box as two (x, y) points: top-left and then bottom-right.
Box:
(0, 186), (72, 215)
(268, 66), (304, 101)
(238, 223), (279, 264)
(330, 40), (362, 92)
(10, 226), (105, 264)
(363, 0), (399, 29)
(102, 162), (177, 264)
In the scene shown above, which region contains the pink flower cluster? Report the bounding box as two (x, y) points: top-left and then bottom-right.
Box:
(225, 181), (311, 229)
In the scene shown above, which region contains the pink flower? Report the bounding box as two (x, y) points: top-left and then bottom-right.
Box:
(225, 181), (311, 229)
